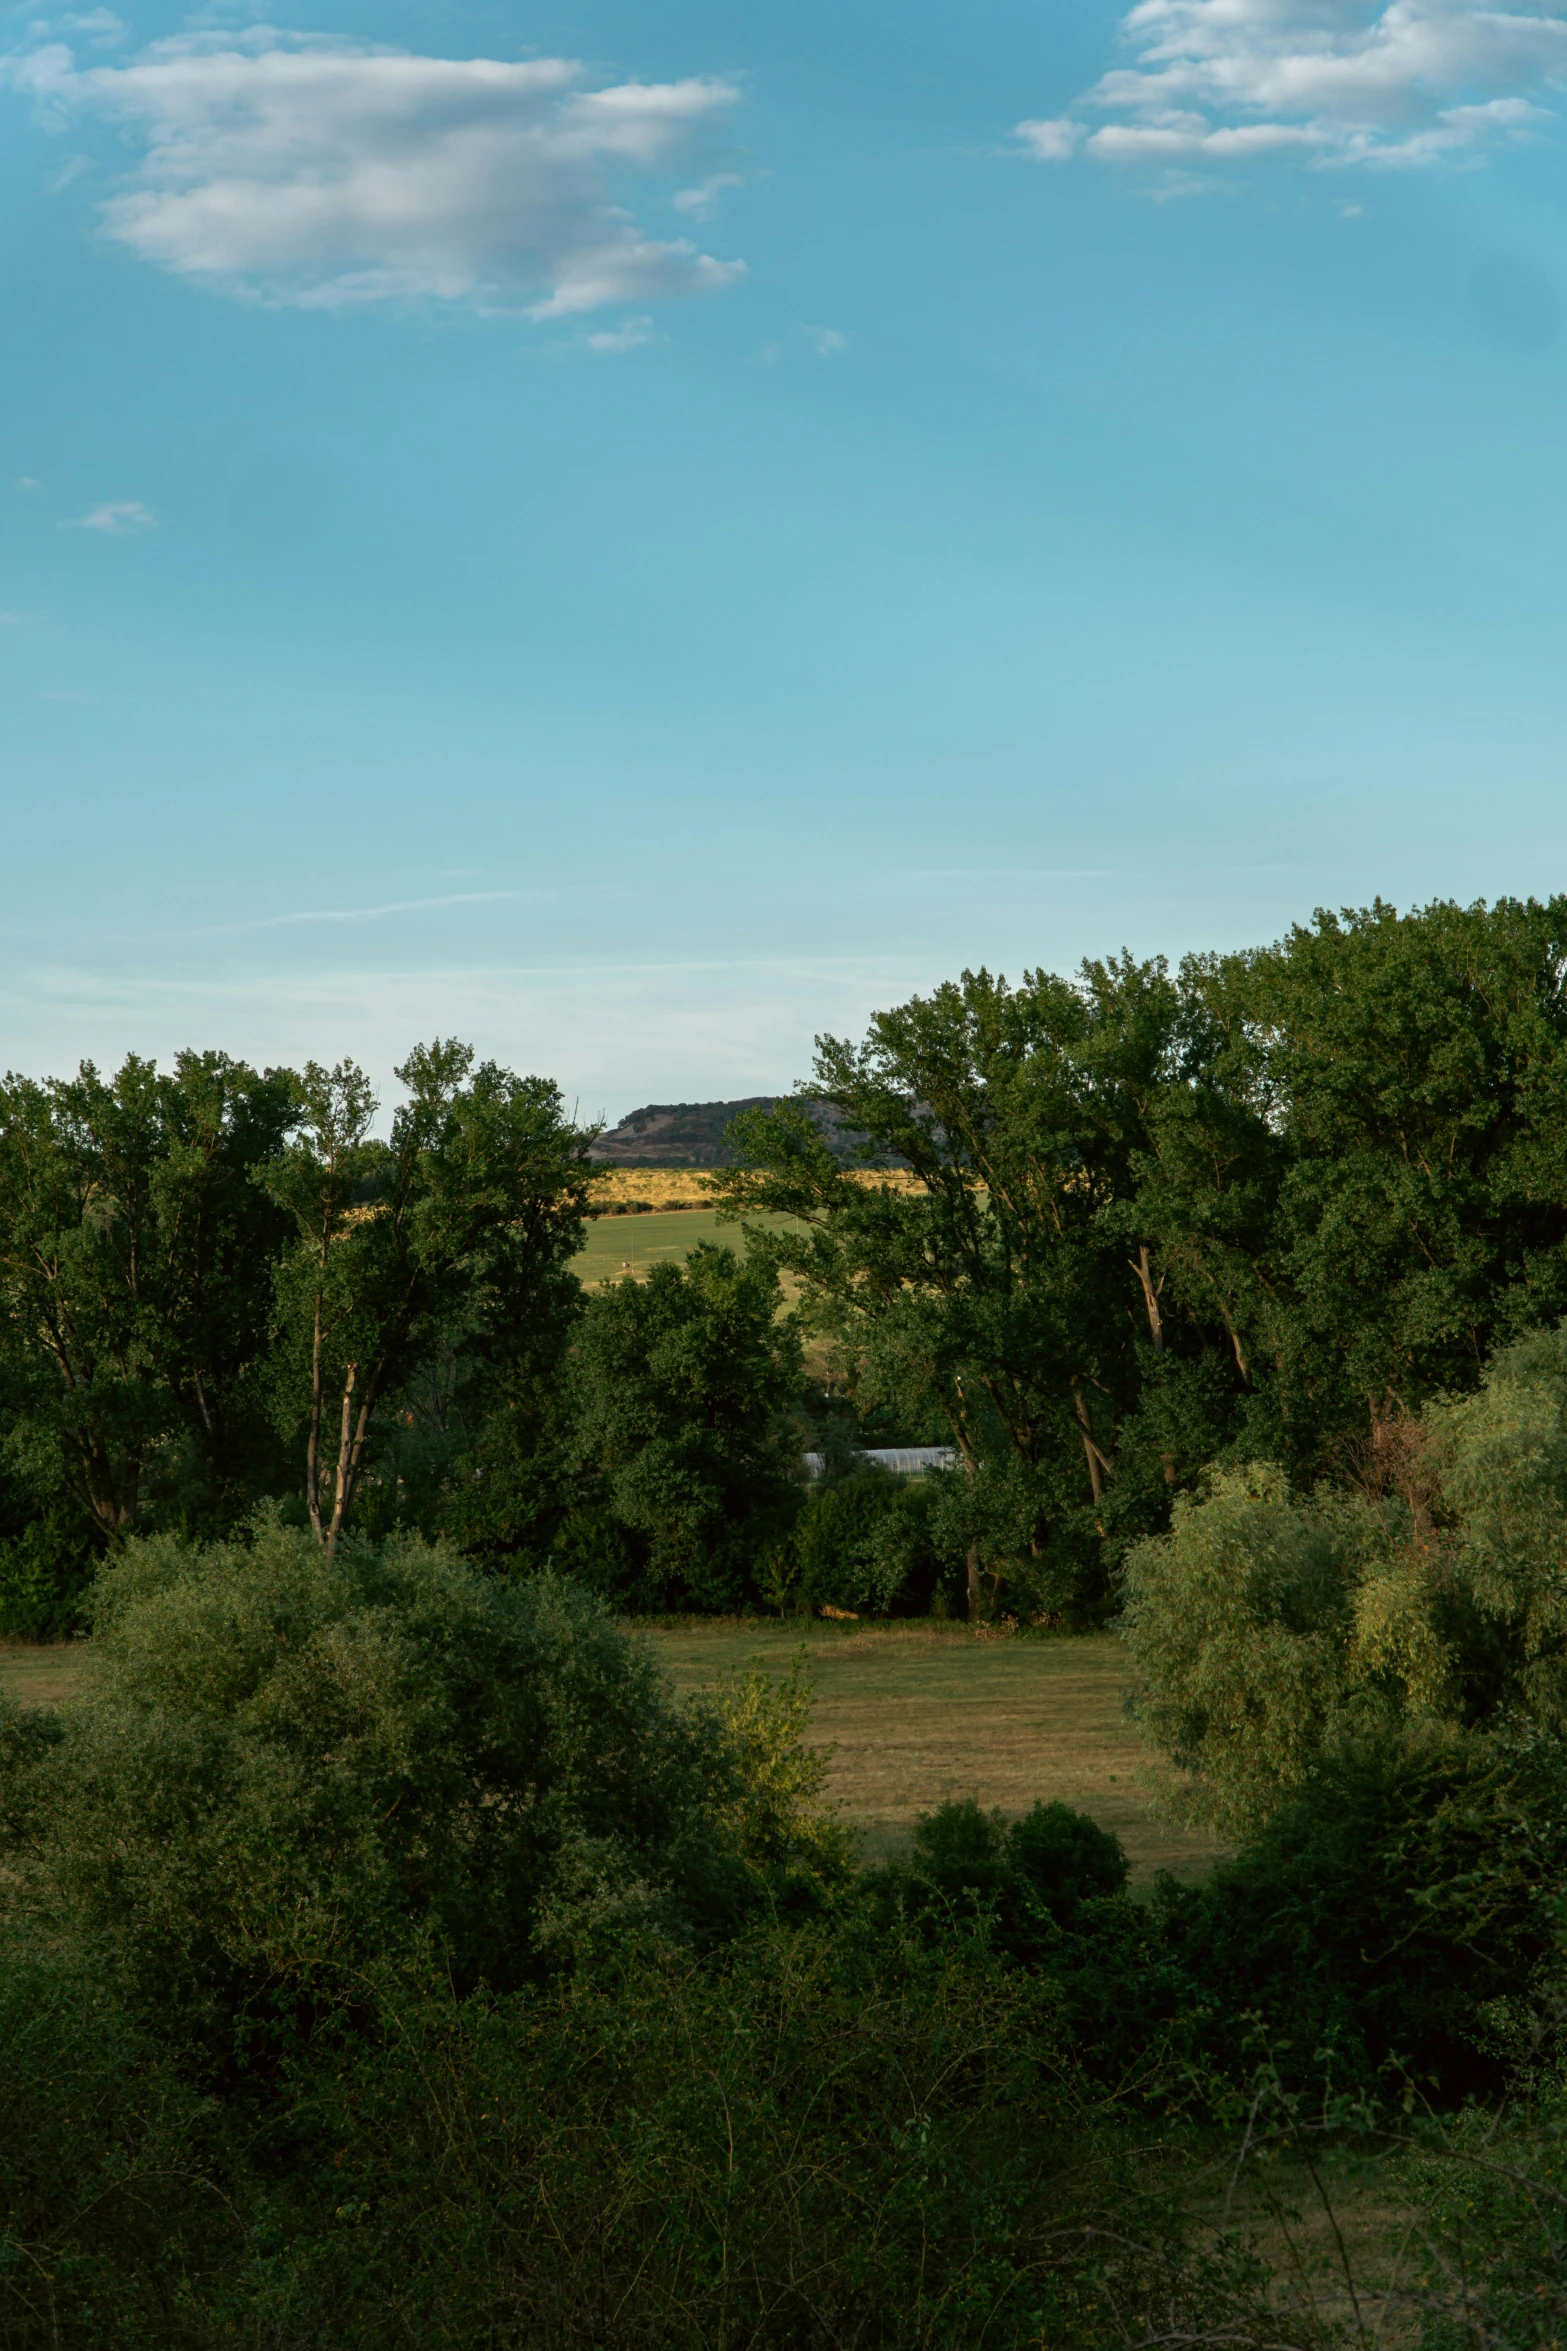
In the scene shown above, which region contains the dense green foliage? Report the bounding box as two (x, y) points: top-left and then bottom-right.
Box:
(4, 895), (1567, 1631)
(560, 1242), (803, 1611)
(6, 1524), (850, 2046)
(1122, 1322), (1567, 1834)
(717, 893), (1567, 1621)
(5, 1516), (1567, 2340)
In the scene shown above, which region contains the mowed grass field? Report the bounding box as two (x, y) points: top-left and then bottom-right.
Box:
(0, 1623), (1224, 1883)
(0, 1644), (94, 1709)
(640, 1621), (1224, 1882)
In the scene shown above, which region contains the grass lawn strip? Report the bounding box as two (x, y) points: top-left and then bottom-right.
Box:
(2, 1623), (1225, 1883)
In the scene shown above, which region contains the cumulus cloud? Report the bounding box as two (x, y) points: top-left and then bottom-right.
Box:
(61, 500), (155, 532)
(1018, 0), (1567, 175)
(2, 34), (747, 312)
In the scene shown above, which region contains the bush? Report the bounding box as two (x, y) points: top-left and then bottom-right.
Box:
(0, 1518), (849, 2062)
(0, 1517), (95, 1640)
(0, 1934), (225, 2346)
(855, 1799), (1146, 1968)
(1120, 1464), (1374, 1835)
(1163, 1720), (1567, 2099)
(0, 1912), (1278, 2351)
(1123, 1326), (1567, 1836)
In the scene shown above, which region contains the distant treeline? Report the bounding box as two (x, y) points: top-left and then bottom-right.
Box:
(6, 892), (1567, 1631)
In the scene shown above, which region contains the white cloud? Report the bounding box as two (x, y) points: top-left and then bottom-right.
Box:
(584, 313), (656, 351)
(1018, 0), (1567, 176)
(1015, 116), (1084, 160)
(6, 950), (936, 1127)
(56, 11), (125, 44)
(3, 35), (748, 313)
(671, 169), (745, 218)
(61, 499), (155, 532)
(805, 324), (847, 356)
(15, 475), (41, 490)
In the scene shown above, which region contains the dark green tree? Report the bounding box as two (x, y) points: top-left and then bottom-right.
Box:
(565, 1242), (802, 1610)
(265, 1044), (593, 1551)
(1189, 895), (1567, 1458)
(712, 961), (1254, 1616)
(0, 1052), (296, 1551)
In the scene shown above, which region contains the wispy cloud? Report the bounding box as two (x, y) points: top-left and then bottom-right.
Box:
(3, 952), (937, 1124)
(204, 889), (542, 935)
(55, 11), (126, 44)
(584, 313), (657, 351)
(671, 169), (745, 219)
(3, 34), (748, 314)
(805, 324), (848, 357)
(60, 498), (155, 533)
(1017, 0), (1567, 178)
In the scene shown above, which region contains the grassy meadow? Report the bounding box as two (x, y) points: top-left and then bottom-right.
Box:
(637, 1621), (1220, 1879)
(2, 1624), (1221, 1882)
(573, 1166), (920, 1287)
(572, 1203), (775, 1286)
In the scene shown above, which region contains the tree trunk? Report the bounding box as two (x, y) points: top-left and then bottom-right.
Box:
(325, 1361), (358, 1554)
(327, 1365), (386, 1552)
(1130, 1244), (1164, 1349)
(1072, 1382), (1112, 1503)
(306, 1286), (326, 1545)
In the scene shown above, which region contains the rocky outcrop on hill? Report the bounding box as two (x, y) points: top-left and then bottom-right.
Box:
(589, 1097), (894, 1168)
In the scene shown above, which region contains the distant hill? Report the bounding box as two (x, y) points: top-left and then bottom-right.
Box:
(589, 1096), (896, 1169)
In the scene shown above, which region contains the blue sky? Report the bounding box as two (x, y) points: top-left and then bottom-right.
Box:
(4, 0), (1567, 1122)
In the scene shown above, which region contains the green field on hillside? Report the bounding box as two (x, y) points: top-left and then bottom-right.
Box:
(572, 1205), (800, 1287)
(1, 1624), (1221, 1881)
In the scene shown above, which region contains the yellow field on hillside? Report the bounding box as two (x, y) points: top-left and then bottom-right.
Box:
(586, 1166), (923, 1212)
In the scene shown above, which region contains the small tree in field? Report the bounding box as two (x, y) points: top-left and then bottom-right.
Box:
(266, 1042), (593, 1550)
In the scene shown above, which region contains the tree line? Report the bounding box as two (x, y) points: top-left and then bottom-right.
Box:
(6, 890), (1567, 1631)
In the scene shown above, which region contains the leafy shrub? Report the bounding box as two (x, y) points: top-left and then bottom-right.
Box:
(0, 1519), (848, 2062)
(1396, 2093), (1567, 2348)
(0, 1934), (225, 2347)
(0, 1912), (1282, 2351)
(1123, 1326), (1567, 1835)
(1162, 1721), (1567, 2099)
(0, 1520), (94, 1639)
(1120, 1464), (1376, 1835)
